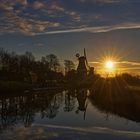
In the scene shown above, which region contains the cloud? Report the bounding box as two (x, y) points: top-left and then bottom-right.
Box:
(0, 0), (79, 35)
(0, 5), (61, 35)
(34, 124), (140, 137)
(89, 60), (140, 66)
(117, 61), (140, 66)
(49, 1), (65, 12)
(0, 0), (139, 35)
(33, 1), (45, 10)
(116, 61), (140, 73)
(35, 22), (140, 35)
(1, 124), (140, 139)
(89, 60), (140, 74)
(77, 0), (123, 4)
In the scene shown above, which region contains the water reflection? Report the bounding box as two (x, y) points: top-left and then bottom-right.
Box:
(63, 90), (75, 112)
(75, 89), (89, 120)
(0, 87), (140, 132)
(0, 92), (59, 130)
(89, 85), (140, 123)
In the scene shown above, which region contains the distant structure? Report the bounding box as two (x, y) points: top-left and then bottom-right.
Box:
(76, 48), (94, 80)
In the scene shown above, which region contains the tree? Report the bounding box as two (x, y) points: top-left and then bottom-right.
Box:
(46, 54), (60, 72)
(0, 48), (10, 71)
(64, 60), (75, 74)
(19, 52), (35, 82)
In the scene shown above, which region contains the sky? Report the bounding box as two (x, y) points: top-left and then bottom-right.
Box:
(0, 0), (140, 75)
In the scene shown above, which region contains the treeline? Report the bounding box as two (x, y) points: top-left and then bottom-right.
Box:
(0, 48), (75, 88)
(0, 48), (140, 92)
(119, 73), (140, 86)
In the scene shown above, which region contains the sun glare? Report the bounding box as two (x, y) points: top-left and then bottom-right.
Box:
(105, 60), (114, 69)
(102, 60), (116, 77)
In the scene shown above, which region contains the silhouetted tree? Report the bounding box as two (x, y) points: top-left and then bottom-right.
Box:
(64, 60), (75, 74)
(46, 54), (60, 72)
(0, 48), (10, 71)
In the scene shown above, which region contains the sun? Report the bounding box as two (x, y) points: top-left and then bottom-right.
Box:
(103, 60), (116, 77)
(105, 60), (114, 69)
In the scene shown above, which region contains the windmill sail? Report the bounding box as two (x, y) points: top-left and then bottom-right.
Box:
(83, 102), (88, 120)
(84, 48), (90, 69)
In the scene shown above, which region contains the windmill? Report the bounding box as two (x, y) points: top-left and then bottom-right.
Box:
(76, 48), (89, 79)
(76, 48), (89, 68)
(76, 48), (94, 80)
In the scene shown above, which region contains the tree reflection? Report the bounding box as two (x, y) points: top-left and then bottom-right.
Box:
(42, 95), (60, 119)
(0, 85), (140, 132)
(63, 90), (76, 112)
(0, 91), (61, 131)
(0, 89), (90, 131)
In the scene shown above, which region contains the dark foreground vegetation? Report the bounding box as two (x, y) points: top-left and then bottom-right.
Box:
(0, 48), (74, 92)
(89, 77), (140, 122)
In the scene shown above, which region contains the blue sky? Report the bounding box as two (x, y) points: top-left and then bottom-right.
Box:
(0, 0), (140, 74)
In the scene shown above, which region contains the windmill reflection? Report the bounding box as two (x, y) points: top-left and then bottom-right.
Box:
(75, 89), (89, 120)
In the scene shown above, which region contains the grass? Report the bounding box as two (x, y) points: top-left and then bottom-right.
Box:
(127, 85), (140, 91)
(0, 81), (32, 93)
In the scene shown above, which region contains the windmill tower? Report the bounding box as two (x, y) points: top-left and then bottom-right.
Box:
(76, 48), (89, 80)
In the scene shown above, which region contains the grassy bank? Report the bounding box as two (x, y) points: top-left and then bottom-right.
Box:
(0, 81), (32, 93)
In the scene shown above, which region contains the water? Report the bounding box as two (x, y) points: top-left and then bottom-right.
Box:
(0, 89), (140, 140)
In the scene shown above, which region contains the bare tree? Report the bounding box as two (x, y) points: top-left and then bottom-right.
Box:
(46, 54), (60, 72)
(64, 60), (75, 73)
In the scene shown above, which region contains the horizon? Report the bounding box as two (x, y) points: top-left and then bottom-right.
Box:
(0, 46), (140, 77)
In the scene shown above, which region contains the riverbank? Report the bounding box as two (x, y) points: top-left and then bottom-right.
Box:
(0, 81), (32, 93)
